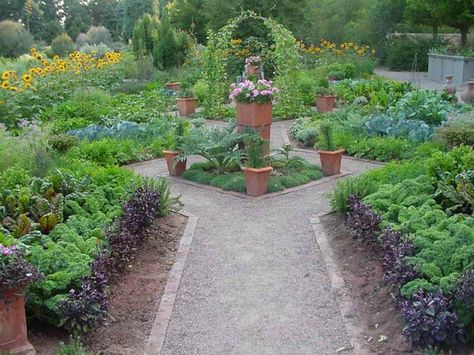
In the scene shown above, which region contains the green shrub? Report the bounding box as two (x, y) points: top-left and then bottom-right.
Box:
(436, 119), (474, 148)
(50, 33), (76, 58)
(0, 21), (34, 57)
(384, 36), (436, 71)
(85, 26), (112, 45)
(48, 134), (79, 153)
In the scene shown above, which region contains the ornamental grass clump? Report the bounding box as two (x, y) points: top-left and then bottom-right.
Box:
(229, 79), (278, 104)
(0, 244), (42, 293)
(345, 195), (381, 244)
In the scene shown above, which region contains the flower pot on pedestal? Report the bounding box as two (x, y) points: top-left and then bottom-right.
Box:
(1, 289), (36, 355)
(165, 82), (181, 91)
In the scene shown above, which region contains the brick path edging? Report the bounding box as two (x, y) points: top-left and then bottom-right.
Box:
(310, 211), (365, 354)
(144, 211), (198, 355)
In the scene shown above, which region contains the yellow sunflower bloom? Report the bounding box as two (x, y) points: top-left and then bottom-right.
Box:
(22, 74), (32, 82)
(1, 81), (9, 89)
(1, 71), (10, 80)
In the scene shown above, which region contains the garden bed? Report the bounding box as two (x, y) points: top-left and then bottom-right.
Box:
(29, 213), (187, 355)
(320, 213), (411, 354)
(181, 158), (324, 194)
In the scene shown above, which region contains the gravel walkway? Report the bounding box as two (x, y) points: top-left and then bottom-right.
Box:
(374, 68), (465, 99)
(130, 121), (381, 354)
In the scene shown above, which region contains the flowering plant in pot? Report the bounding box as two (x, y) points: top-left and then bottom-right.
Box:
(241, 133), (272, 196)
(230, 79), (278, 127)
(315, 82), (337, 113)
(245, 56), (261, 75)
(176, 87), (198, 117)
(163, 120), (188, 176)
(316, 122), (344, 176)
(1, 244), (42, 355)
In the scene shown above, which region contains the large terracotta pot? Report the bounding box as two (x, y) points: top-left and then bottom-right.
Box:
(316, 95), (337, 113)
(0, 289), (36, 355)
(241, 166), (273, 196)
(163, 150), (187, 177)
(319, 150), (344, 176)
(176, 97), (198, 117)
(461, 80), (474, 104)
(236, 102), (272, 155)
(246, 64), (261, 76)
(165, 82), (181, 91)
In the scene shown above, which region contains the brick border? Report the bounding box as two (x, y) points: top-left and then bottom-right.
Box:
(144, 211), (198, 355)
(310, 211), (365, 354)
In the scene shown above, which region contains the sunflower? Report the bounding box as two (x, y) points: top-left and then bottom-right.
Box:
(1, 81), (9, 89)
(36, 54), (43, 60)
(1, 71), (10, 80)
(23, 82), (31, 89)
(22, 74), (32, 82)
(53, 55), (60, 60)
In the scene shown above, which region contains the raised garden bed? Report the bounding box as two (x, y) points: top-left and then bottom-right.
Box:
(181, 158), (323, 194)
(428, 53), (474, 85)
(29, 213), (188, 354)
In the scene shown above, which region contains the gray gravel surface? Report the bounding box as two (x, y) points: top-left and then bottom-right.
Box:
(130, 120), (380, 355)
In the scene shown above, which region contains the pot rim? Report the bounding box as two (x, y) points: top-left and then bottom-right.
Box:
(163, 150), (180, 155)
(241, 166), (273, 173)
(318, 149), (345, 155)
(316, 94), (337, 98)
(176, 97), (198, 101)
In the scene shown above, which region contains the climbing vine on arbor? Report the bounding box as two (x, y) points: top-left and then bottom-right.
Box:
(201, 11), (304, 119)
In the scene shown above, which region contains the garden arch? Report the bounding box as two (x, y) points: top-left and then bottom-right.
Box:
(201, 11), (304, 118)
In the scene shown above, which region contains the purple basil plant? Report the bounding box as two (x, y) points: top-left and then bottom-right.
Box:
(401, 289), (465, 348)
(381, 228), (419, 289)
(0, 244), (42, 295)
(346, 195), (382, 244)
(59, 187), (161, 334)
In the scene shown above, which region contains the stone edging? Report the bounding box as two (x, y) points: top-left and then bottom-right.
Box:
(174, 172), (351, 201)
(310, 211), (364, 354)
(144, 211), (198, 355)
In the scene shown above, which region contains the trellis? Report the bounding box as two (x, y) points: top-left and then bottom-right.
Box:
(201, 11), (304, 119)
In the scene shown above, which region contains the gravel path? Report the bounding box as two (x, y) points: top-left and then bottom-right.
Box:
(374, 68), (465, 99)
(130, 121), (380, 354)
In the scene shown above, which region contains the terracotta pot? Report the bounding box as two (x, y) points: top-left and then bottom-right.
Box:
(246, 64), (260, 76)
(176, 97), (198, 117)
(0, 289), (36, 355)
(462, 80), (474, 103)
(236, 102), (272, 126)
(444, 75), (456, 95)
(165, 82), (181, 91)
(241, 166), (273, 196)
(319, 149), (344, 176)
(316, 95), (337, 113)
(163, 150), (187, 176)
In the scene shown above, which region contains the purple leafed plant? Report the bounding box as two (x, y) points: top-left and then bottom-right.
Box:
(455, 267), (474, 309)
(346, 195), (382, 244)
(59, 187), (161, 333)
(401, 289), (465, 348)
(58, 250), (110, 334)
(381, 228), (419, 288)
(0, 245), (42, 294)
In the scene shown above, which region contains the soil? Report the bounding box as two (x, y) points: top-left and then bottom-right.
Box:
(320, 213), (412, 355)
(29, 213), (188, 355)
